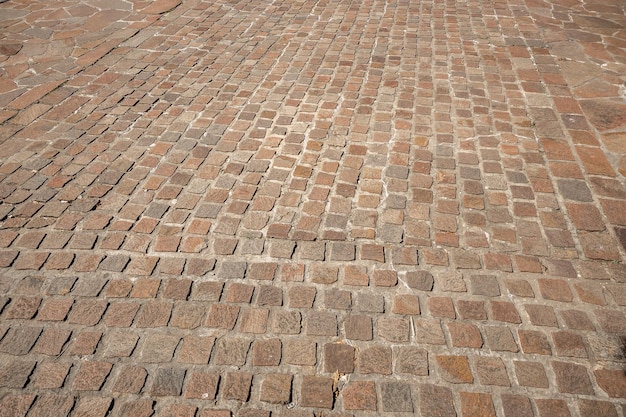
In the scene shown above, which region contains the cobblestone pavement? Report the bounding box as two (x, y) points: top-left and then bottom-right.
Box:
(0, 0), (625, 415)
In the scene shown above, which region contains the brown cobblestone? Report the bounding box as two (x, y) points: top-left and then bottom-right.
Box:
(448, 322), (483, 348)
(32, 328), (71, 356)
(27, 394), (74, 417)
(248, 262), (278, 281)
(102, 332), (138, 358)
(187, 258), (216, 276)
(103, 301), (140, 327)
(260, 374), (292, 404)
(151, 367), (186, 396)
(457, 300), (487, 320)
(0, 393), (36, 417)
(300, 376), (333, 409)
(475, 357), (510, 386)
(429, 296), (455, 318)
(306, 311), (337, 336)
(213, 337), (251, 366)
(414, 318), (446, 345)
(0, 360), (36, 388)
(393, 294), (420, 315)
(37, 298), (74, 321)
(378, 317), (410, 342)
(419, 385), (456, 417)
(170, 303), (206, 329)
(501, 394), (534, 417)
(130, 279), (161, 298)
(373, 269), (397, 287)
(239, 308), (269, 333)
(560, 309), (596, 331)
(553, 361), (594, 394)
(594, 369), (626, 398)
(141, 333), (180, 363)
(184, 371), (219, 400)
(309, 264), (338, 284)
(13, 252), (49, 270)
(271, 309), (301, 335)
(437, 355), (473, 384)
(0, 326), (42, 355)
(324, 343), (355, 374)
(344, 314), (373, 341)
(514, 361), (549, 388)
(490, 301), (522, 323)
(4, 296), (41, 319)
(224, 283), (254, 303)
(72, 397), (112, 417)
(206, 304), (240, 330)
(578, 399), (618, 417)
(222, 372), (253, 401)
(252, 338), (281, 366)
(178, 335), (215, 364)
(535, 399), (572, 417)
(553, 331), (588, 358)
(135, 301), (172, 327)
(73, 361), (113, 391)
(525, 304), (558, 327)
(519, 330), (552, 355)
(118, 399), (154, 417)
(284, 339), (316, 366)
(538, 278), (573, 302)
(70, 331), (102, 356)
(395, 346), (428, 376)
(72, 254), (103, 272)
(0, 0), (624, 413)
(112, 365), (147, 394)
(405, 270), (434, 291)
(342, 380), (376, 411)
(257, 285), (283, 306)
(460, 392), (496, 417)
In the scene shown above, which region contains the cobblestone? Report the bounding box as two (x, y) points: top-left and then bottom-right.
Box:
(0, 0), (625, 413)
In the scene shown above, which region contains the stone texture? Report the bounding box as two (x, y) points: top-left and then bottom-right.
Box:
(222, 372), (253, 401)
(323, 343), (355, 374)
(184, 372), (219, 400)
(460, 392), (496, 417)
(260, 374), (292, 404)
(395, 346), (428, 376)
(342, 381), (377, 411)
(300, 376), (333, 409)
(381, 382), (413, 412)
(0, 0), (623, 414)
(437, 356), (473, 383)
(419, 384), (456, 417)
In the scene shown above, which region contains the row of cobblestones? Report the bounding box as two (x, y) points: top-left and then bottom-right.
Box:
(1, 0), (625, 415)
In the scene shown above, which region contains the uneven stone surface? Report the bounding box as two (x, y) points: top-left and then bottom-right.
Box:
(0, 0), (625, 415)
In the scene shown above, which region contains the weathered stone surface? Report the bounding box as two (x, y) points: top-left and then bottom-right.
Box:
(0, 0), (622, 413)
(581, 99), (626, 131)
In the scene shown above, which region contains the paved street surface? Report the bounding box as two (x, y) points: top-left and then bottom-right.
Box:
(1, 0), (625, 415)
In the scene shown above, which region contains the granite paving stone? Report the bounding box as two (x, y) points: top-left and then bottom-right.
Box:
(0, 0), (625, 414)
